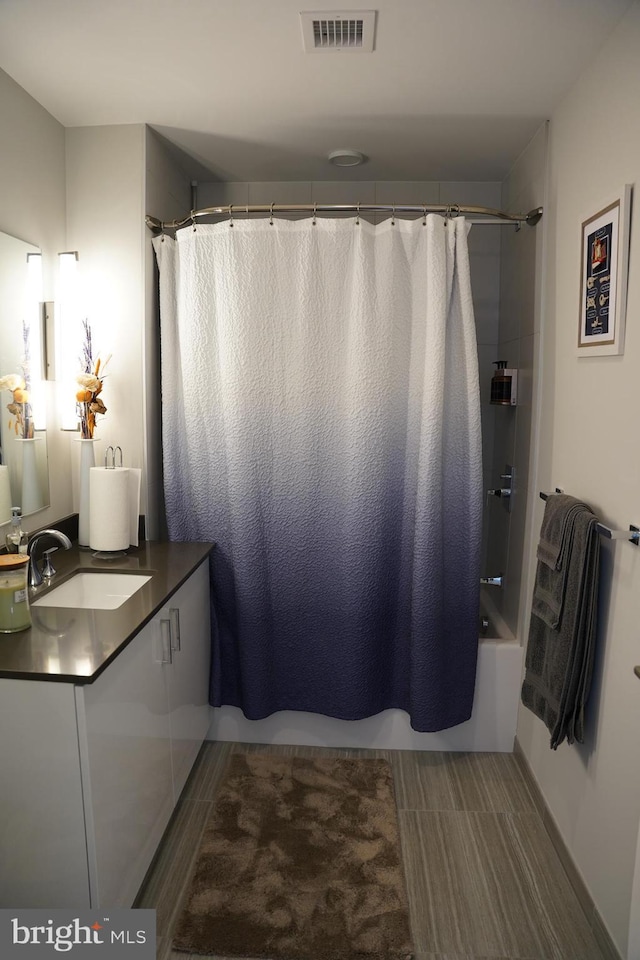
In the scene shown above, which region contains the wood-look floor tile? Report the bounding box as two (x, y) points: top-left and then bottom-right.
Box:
(135, 798), (212, 937)
(503, 813), (605, 959)
(415, 955), (529, 960)
(399, 810), (603, 959)
(182, 741), (234, 801)
(445, 753), (538, 813)
(140, 746), (607, 960)
(232, 741), (391, 759)
(393, 751), (536, 813)
(392, 750), (458, 810)
(590, 908), (622, 960)
(155, 935), (170, 960)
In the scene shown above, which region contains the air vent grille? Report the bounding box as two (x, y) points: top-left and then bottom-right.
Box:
(313, 18), (363, 48)
(301, 10), (376, 53)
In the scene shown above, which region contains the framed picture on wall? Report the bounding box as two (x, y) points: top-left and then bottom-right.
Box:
(577, 184), (632, 357)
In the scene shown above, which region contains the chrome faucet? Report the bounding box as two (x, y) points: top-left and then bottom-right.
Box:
(27, 529), (73, 588)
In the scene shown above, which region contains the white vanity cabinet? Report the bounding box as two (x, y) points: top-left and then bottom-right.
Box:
(161, 561), (212, 800)
(0, 559), (211, 910)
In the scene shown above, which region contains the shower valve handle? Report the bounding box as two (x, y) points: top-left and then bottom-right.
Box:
(487, 488), (511, 498)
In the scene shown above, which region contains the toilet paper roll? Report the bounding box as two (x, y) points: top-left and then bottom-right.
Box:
(89, 467), (130, 551)
(0, 466), (12, 524)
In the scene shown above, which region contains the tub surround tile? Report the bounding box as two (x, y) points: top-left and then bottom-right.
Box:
(196, 181), (249, 208)
(374, 181), (440, 205)
(248, 181), (312, 205)
(502, 122), (548, 214)
(439, 182), (502, 208)
(311, 180), (376, 206)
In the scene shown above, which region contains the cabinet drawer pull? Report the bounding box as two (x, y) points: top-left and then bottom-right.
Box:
(158, 619), (172, 664)
(170, 607), (181, 652)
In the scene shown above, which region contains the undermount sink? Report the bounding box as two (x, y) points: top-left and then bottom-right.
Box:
(32, 573), (152, 610)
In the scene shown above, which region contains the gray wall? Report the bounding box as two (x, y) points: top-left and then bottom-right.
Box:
(144, 129), (193, 538)
(0, 67), (71, 532)
(485, 124), (547, 636)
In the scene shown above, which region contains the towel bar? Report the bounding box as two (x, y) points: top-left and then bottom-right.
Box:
(539, 491), (639, 546)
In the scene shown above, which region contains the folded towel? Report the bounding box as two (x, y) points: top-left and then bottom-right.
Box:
(532, 495), (592, 629)
(522, 501), (600, 749)
(536, 493), (589, 568)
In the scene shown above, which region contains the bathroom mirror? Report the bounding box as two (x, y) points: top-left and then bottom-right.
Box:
(0, 230), (50, 522)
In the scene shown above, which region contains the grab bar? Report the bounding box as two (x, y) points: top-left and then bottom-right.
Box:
(539, 490), (639, 546)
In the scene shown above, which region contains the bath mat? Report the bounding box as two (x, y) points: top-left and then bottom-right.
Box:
(172, 753), (414, 960)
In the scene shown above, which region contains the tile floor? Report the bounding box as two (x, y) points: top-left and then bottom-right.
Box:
(135, 742), (608, 960)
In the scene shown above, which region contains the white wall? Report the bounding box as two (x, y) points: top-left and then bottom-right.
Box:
(517, 5), (640, 956)
(65, 125), (147, 512)
(0, 68), (71, 531)
(64, 125), (193, 537)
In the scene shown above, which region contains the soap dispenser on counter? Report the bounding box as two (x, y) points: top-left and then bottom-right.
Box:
(490, 361), (518, 406)
(5, 507), (28, 554)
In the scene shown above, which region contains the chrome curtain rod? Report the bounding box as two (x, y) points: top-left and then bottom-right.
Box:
(145, 203), (543, 233)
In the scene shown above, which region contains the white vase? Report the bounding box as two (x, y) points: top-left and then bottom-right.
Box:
(17, 437), (43, 515)
(76, 438), (97, 547)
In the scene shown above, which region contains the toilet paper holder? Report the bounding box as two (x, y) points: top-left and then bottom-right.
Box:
(104, 445), (123, 469)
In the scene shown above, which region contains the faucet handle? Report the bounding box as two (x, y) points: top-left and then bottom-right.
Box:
(41, 547), (58, 580)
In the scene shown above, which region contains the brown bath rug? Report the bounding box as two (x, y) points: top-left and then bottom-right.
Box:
(172, 753), (414, 960)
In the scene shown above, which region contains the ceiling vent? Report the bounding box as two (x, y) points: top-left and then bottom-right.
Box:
(300, 10), (376, 53)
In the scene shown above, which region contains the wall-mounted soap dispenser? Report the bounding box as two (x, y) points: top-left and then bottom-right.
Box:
(490, 361), (518, 406)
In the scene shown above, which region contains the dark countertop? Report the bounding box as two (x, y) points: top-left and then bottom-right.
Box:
(0, 541), (213, 684)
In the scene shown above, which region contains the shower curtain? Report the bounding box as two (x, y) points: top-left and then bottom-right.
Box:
(153, 215), (482, 732)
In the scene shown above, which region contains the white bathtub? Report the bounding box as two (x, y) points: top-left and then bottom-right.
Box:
(207, 595), (523, 753)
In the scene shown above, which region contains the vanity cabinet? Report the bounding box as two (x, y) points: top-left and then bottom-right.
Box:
(0, 558), (211, 909)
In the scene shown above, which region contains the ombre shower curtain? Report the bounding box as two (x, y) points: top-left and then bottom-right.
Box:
(154, 215), (482, 732)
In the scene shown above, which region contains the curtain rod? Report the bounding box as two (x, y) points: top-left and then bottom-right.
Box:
(145, 203), (543, 233)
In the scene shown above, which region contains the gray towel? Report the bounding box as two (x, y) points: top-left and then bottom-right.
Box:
(521, 500), (600, 750)
(532, 495), (591, 629)
(536, 493), (589, 568)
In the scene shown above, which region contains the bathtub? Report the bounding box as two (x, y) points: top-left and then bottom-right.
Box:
(208, 594), (523, 753)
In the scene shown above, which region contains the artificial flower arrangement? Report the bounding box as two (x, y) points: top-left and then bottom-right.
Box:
(0, 321), (34, 439)
(76, 319), (110, 439)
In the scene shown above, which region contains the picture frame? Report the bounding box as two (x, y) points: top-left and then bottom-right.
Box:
(577, 184), (632, 357)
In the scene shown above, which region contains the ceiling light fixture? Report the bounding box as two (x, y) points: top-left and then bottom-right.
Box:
(328, 149), (366, 167)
